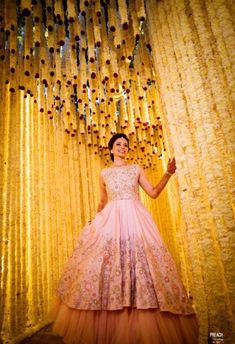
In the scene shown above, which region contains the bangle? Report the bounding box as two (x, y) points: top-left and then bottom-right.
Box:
(166, 171), (173, 176)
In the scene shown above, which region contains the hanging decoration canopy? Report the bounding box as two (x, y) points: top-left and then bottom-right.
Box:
(0, 0), (166, 167)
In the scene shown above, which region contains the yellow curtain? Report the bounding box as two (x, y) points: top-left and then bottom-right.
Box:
(146, 0), (235, 343)
(0, 84), (104, 342)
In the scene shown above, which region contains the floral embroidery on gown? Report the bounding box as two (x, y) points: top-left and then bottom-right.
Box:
(48, 164), (199, 344)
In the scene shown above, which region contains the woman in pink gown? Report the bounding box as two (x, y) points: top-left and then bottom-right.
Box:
(48, 133), (199, 344)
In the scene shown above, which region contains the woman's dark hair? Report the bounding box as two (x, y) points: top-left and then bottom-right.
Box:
(108, 133), (129, 161)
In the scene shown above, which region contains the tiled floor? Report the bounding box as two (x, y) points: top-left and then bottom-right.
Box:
(19, 324), (64, 344)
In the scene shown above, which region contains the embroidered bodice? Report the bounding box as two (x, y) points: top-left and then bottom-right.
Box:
(101, 164), (140, 201)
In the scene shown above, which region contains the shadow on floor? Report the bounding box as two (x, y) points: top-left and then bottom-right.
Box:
(19, 324), (64, 343)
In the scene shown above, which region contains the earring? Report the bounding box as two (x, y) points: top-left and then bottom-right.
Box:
(111, 151), (113, 153)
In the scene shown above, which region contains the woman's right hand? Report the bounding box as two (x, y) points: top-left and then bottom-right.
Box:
(167, 157), (177, 175)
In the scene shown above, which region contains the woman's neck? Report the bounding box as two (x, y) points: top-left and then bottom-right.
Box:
(112, 159), (127, 166)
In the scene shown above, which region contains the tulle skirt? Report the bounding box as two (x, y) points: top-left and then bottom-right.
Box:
(48, 296), (199, 344)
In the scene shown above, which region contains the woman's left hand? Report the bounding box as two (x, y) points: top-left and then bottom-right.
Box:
(167, 157), (177, 174)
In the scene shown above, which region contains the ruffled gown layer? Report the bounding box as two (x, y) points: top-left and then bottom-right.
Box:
(48, 164), (199, 344)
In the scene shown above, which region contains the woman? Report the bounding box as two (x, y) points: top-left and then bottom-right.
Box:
(48, 133), (199, 344)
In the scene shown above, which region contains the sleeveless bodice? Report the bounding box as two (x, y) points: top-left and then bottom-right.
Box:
(101, 164), (140, 201)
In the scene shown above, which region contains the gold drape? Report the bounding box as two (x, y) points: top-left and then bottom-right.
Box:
(146, 0), (235, 343)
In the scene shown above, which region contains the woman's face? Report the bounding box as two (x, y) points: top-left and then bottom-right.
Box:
(112, 137), (129, 159)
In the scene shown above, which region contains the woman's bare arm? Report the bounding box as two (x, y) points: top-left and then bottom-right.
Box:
(138, 158), (176, 199)
(97, 173), (108, 212)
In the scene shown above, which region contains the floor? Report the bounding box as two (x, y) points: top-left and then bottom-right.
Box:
(19, 324), (64, 344)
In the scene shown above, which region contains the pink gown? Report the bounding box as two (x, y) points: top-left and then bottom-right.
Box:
(48, 164), (199, 344)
